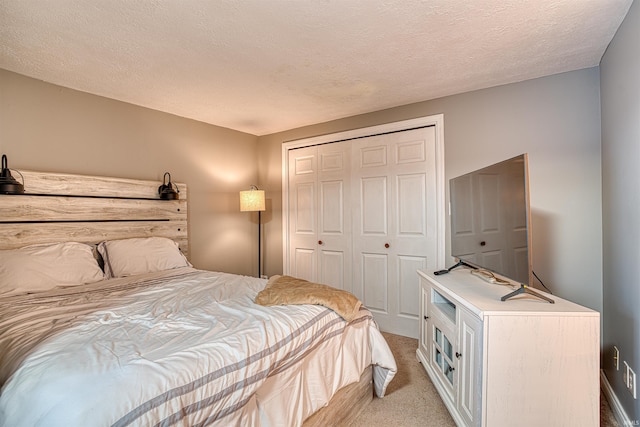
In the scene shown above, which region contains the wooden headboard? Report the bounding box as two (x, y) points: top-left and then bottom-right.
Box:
(0, 170), (188, 258)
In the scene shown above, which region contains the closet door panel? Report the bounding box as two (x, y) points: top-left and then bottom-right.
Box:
(294, 182), (316, 234)
(362, 253), (388, 312)
(320, 151), (345, 172)
(396, 139), (426, 164)
(360, 176), (388, 235)
(398, 255), (426, 318)
(320, 180), (343, 234)
(360, 145), (387, 168)
(294, 155), (315, 175)
(294, 248), (316, 282)
(319, 250), (345, 290)
(397, 173), (426, 236)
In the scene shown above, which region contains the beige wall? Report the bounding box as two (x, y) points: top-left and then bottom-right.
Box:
(0, 69), (260, 276)
(258, 68), (603, 314)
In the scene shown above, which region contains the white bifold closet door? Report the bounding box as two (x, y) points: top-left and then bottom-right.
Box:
(351, 127), (437, 337)
(287, 141), (352, 291)
(286, 126), (438, 338)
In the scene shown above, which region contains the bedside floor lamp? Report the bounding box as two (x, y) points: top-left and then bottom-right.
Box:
(240, 185), (266, 278)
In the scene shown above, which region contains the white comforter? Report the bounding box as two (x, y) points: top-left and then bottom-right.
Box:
(0, 268), (396, 427)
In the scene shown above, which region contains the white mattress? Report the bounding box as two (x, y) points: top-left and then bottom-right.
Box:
(0, 268), (396, 426)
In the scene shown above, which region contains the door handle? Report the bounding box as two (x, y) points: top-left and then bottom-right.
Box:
(318, 240), (323, 245)
(384, 243), (390, 249)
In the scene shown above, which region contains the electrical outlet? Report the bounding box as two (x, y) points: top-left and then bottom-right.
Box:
(614, 346), (619, 370)
(624, 361), (629, 383)
(623, 361), (637, 399)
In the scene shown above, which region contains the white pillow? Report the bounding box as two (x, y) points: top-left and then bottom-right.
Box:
(98, 237), (191, 278)
(0, 242), (106, 296)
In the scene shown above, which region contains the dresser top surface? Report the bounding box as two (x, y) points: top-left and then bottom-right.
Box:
(418, 268), (599, 318)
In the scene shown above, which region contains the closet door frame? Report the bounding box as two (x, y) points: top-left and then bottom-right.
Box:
(281, 114), (446, 277)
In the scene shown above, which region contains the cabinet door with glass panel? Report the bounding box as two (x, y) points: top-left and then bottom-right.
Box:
(428, 288), (458, 399)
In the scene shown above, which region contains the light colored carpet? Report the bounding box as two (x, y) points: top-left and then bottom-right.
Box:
(601, 391), (620, 427)
(350, 332), (455, 427)
(351, 332), (619, 427)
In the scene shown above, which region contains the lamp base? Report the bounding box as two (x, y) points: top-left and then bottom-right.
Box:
(0, 182), (24, 194)
(159, 191), (179, 200)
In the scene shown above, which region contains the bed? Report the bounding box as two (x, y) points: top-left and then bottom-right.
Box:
(0, 171), (397, 427)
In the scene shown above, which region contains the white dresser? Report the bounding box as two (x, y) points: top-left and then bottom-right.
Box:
(417, 268), (600, 427)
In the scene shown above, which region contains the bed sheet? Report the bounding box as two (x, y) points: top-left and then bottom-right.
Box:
(0, 268), (396, 427)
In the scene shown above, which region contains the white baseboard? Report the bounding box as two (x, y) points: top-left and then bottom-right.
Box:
(601, 369), (634, 425)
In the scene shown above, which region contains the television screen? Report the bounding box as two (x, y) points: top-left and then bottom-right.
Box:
(449, 154), (532, 285)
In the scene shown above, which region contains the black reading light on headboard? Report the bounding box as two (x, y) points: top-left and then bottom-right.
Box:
(158, 172), (179, 200)
(0, 154), (25, 194)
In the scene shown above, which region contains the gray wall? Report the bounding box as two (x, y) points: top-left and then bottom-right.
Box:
(259, 68), (603, 315)
(0, 69), (260, 276)
(601, 0), (640, 421)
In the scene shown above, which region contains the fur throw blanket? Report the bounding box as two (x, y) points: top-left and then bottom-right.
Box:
(255, 275), (362, 322)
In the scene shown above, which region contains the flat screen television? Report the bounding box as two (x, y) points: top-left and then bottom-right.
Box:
(447, 154), (533, 285)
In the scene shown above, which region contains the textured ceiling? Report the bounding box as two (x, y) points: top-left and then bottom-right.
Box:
(0, 0), (633, 136)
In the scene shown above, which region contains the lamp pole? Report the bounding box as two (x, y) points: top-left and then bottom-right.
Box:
(258, 210), (262, 278)
(240, 185), (266, 278)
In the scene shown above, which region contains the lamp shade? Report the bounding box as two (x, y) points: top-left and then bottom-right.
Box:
(240, 187), (265, 212)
